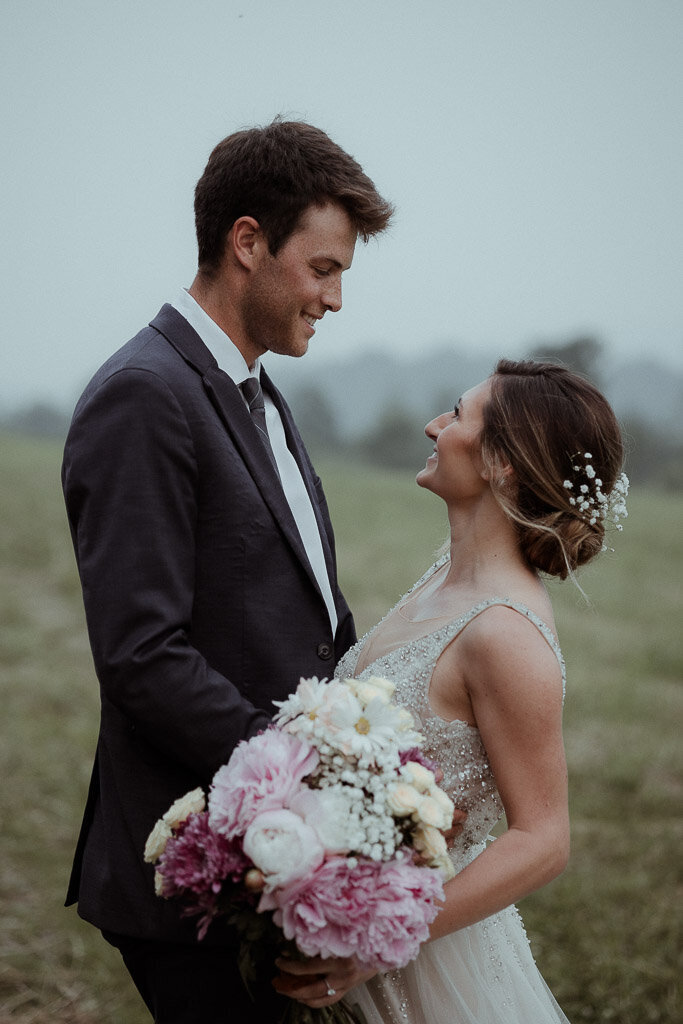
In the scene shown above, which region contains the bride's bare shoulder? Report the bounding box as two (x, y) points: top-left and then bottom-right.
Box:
(455, 603), (564, 709)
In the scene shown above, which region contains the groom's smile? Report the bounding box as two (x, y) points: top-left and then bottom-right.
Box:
(243, 200), (357, 360)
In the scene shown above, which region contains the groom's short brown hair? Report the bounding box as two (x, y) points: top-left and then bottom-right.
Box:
(194, 118), (394, 271)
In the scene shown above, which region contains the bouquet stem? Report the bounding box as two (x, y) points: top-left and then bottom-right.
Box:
(279, 1000), (368, 1024)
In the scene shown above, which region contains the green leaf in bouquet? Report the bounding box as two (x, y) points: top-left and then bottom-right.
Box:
(226, 906), (304, 1002)
(226, 904), (277, 943)
(225, 907), (278, 997)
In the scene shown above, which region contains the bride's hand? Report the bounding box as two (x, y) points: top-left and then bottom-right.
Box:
(444, 806), (468, 846)
(272, 953), (377, 1007)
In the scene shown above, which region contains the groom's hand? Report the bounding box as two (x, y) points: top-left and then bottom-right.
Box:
(273, 953), (376, 1007)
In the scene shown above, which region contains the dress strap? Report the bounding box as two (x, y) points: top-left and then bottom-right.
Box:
(431, 597), (566, 700)
(403, 552), (450, 597)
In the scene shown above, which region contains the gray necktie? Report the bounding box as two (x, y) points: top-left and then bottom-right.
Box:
(240, 377), (280, 478)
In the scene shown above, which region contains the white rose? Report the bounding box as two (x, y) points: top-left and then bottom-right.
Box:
(396, 707), (420, 733)
(423, 843), (456, 884)
(243, 809), (325, 890)
(413, 823), (446, 858)
(431, 849), (456, 881)
(347, 679), (392, 706)
(144, 819), (173, 863)
(413, 823), (455, 877)
(349, 675), (396, 704)
(162, 787), (206, 829)
(401, 761), (436, 792)
(386, 782), (423, 818)
(429, 785), (455, 819)
(400, 763), (454, 824)
(415, 795), (452, 831)
(364, 675), (395, 697)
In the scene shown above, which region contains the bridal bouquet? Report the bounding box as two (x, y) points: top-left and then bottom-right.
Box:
(144, 675), (456, 1023)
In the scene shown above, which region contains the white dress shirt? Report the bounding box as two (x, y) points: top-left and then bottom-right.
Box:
(171, 289), (338, 634)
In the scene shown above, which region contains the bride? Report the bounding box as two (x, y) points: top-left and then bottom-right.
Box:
(274, 358), (627, 1023)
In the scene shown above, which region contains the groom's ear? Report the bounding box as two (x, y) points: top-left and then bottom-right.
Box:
(229, 216), (266, 271)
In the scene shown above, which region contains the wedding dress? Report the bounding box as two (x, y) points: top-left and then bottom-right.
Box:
(336, 560), (571, 1024)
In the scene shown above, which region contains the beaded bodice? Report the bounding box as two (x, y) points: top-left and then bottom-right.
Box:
(335, 566), (565, 871)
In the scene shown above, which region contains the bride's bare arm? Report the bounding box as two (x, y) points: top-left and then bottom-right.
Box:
(428, 605), (569, 941)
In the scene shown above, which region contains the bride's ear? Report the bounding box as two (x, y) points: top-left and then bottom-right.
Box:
(481, 455), (514, 487)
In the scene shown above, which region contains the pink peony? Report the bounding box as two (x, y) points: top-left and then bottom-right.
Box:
(208, 729), (319, 838)
(262, 853), (444, 970)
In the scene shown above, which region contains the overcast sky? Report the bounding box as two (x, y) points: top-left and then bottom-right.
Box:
(2, 0), (681, 412)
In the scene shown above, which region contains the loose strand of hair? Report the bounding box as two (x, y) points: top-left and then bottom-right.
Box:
(492, 488), (592, 601)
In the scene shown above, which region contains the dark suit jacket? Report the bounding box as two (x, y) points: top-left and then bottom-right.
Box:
(62, 304), (355, 941)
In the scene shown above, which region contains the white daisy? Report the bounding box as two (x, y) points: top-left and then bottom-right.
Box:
(274, 677), (349, 738)
(320, 693), (418, 759)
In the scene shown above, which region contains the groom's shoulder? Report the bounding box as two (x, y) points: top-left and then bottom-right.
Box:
(77, 305), (198, 400)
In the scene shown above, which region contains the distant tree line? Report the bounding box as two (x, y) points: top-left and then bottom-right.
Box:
(292, 394), (683, 491)
(1, 402), (72, 440)
(291, 337), (683, 490)
(2, 340), (682, 490)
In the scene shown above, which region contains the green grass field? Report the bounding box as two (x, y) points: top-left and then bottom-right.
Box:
(1, 436), (680, 1023)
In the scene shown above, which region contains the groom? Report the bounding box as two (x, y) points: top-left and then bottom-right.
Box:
(62, 119), (393, 1022)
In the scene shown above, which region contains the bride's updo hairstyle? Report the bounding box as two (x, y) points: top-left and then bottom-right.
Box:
(480, 359), (625, 579)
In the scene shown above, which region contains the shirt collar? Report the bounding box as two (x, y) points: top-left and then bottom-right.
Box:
(172, 288), (261, 383)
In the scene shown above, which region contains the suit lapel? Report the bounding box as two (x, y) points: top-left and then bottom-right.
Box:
(261, 369), (336, 584)
(149, 305), (327, 598)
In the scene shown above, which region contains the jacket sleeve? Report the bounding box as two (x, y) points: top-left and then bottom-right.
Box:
(62, 366), (270, 780)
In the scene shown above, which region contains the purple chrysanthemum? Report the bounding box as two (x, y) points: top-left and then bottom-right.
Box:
(399, 746), (440, 777)
(157, 811), (248, 899)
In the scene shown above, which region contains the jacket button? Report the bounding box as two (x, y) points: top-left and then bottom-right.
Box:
(317, 642), (333, 660)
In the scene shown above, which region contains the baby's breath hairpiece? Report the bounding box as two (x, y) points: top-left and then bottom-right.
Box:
(563, 453), (629, 539)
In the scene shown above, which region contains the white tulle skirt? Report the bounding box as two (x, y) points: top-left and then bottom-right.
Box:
(346, 901), (570, 1024)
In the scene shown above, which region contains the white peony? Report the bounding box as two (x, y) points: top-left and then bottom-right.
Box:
(242, 809), (325, 890)
(289, 787), (365, 852)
